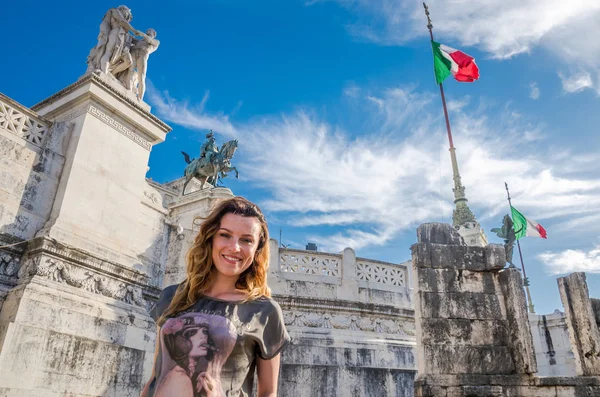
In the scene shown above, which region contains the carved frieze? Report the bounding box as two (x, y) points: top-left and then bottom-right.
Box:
(19, 254), (146, 307)
(283, 309), (415, 336)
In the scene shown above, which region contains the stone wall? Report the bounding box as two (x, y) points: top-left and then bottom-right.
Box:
(0, 93), (71, 311)
(411, 222), (600, 397)
(269, 242), (416, 397)
(0, 76), (172, 396)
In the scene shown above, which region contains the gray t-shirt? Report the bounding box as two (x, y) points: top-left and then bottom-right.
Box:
(147, 284), (290, 397)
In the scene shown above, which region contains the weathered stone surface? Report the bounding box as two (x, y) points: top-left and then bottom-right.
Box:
(417, 268), (499, 294)
(558, 272), (600, 376)
(499, 268), (537, 374)
(420, 318), (509, 346)
(416, 375), (600, 397)
(412, 242), (432, 269)
(423, 345), (515, 374)
(485, 244), (506, 270)
(419, 291), (504, 320)
(591, 298), (600, 328)
(417, 223), (465, 245)
(413, 242), (505, 272)
(280, 364), (415, 397)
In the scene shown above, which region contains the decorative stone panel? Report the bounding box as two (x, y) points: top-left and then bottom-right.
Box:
(356, 260), (405, 287)
(0, 97), (50, 147)
(279, 250), (341, 277)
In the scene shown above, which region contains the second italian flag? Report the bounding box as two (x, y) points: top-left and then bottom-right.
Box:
(511, 206), (547, 240)
(431, 41), (480, 84)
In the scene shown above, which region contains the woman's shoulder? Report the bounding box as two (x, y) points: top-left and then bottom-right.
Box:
(247, 295), (284, 313)
(149, 284), (181, 322)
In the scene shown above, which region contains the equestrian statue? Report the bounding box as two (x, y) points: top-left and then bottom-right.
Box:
(181, 131), (239, 195)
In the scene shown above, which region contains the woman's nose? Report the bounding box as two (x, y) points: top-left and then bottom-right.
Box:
(230, 239), (242, 251)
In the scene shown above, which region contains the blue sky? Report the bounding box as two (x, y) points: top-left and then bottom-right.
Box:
(2, 0), (600, 314)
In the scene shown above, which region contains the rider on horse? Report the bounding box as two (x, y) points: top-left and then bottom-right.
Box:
(199, 130), (219, 168)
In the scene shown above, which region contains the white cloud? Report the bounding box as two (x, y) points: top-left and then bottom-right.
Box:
(559, 71), (594, 93)
(539, 243), (600, 274)
(149, 83), (600, 252)
(146, 82), (237, 136)
(529, 82), (540, 100)
(317, 0), (600, 92)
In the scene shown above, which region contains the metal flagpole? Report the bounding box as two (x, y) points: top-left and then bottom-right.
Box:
(505, 182), (535, 313)
(423, 3), (466, 208)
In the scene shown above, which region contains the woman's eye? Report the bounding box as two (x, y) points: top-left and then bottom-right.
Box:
(219, 233), (231, 238)
(242, 239), (254, 244)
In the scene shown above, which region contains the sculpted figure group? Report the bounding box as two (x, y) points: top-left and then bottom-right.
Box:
(87, 5), (159, 101)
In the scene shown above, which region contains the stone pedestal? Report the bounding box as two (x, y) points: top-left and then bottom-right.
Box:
(0, 75), (172, 396)
(31, 73), (170, 266)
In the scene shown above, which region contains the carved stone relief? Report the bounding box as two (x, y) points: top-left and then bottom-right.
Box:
(18, 255), (146, 307)
(283, 309), (414, 336)
(0, 252), (20, 277)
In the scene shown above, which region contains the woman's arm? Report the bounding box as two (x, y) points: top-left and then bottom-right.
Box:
(256, 353), (282, 397)
(140, 326), (161, 397)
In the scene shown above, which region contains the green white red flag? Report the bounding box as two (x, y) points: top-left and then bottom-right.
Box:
(511, 206), (547, 240)
(431, 41), (480, 84)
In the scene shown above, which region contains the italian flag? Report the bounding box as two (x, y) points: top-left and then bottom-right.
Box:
(431, 41), (480, 84)
(511, 206), (547, 240)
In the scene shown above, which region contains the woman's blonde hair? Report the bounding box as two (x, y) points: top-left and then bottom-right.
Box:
(158, 197), (270, 325)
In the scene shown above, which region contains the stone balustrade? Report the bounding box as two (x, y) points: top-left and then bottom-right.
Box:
(0, 93), (50, 148)
(270, 241), (412, 306)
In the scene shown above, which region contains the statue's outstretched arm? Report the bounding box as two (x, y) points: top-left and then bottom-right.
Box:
(113, 10), (142, 35)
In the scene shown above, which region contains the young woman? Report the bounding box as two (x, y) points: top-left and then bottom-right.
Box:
(142, 197), (290, 397)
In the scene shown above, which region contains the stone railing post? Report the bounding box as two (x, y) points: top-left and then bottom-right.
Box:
(499, 267), (537, 374)
(558, 272), (600, 376)
(268, 239), (284, 293)
(338, 247), (358, 301)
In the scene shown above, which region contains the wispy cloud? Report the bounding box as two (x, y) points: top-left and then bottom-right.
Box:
(529, 82), (540, 100)
(539, 243), (600, 275)
(315, 0), (600, 93)
(559, 71), (594, 94)
(146, 82), (237, 136)
(148, 83), (600, 253)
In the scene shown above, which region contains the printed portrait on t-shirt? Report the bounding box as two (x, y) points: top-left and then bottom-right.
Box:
(154, 313), (237, 397)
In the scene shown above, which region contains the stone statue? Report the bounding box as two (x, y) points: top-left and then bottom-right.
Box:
(87, 6), (142, 74)
(181, 137), (239, 194)
(491, 214), (516, 267)
(86, 6), (158, 101)
(124, 28), (159, 100)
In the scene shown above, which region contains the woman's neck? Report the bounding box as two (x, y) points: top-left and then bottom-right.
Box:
(204, 274), (246, 300)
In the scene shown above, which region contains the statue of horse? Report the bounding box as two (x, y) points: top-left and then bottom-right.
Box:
(181, 139), (239, 195)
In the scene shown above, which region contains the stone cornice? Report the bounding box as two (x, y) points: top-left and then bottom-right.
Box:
(26, 236), (148, 285)
(31, 73), (171, 133)
(273, 294), (415, 319)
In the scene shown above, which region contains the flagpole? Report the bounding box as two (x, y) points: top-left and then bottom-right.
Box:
(423, 3), (467, 213)
(505, 182), (535, 313)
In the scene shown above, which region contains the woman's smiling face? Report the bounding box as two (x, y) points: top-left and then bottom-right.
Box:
(211, 213), (261, 279)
